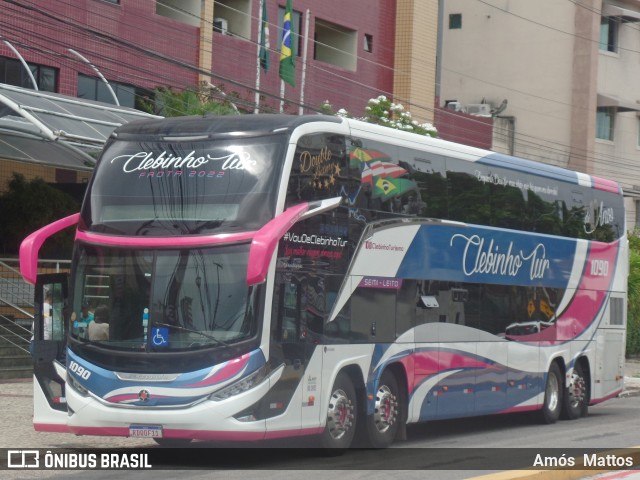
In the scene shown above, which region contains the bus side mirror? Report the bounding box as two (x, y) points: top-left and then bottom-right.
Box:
(20, 213), (79, 284)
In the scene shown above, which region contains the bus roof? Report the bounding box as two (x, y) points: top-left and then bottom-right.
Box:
(110, 113), (621, 196)
(111, 114), (341, 139)
(345, 117), (622, 195)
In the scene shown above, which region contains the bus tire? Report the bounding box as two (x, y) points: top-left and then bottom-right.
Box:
(320, 372), (358, 450)
(540, 362), (563, 424)
(563, 362), (588, 420)
(365, 369), (401, 448)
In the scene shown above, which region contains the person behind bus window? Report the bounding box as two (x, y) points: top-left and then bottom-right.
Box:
(79, 301), (94, 323)
(88, 305), (109, 341)
(43, 293), (52, 340)
(73, 300), (94, 338)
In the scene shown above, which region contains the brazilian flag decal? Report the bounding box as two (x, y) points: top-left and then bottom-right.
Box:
(349, 147), (391, 168)
(373, 177), (417, 199)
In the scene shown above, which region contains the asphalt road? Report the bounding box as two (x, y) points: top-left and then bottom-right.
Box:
(1, 359), (638, 479)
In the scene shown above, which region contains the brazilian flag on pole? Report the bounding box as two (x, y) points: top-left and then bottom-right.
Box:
(279, 0), (295, 87)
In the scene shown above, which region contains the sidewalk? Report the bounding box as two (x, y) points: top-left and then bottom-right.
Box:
(621, 356), (640, 397)
(0, 377), (156, 449)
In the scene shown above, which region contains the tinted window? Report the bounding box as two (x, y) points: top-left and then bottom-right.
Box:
(70, 243), (259, 350)
(286, 133), (348, 206)
(415, 280), (563, 338)
(82, 134), (287, 235)
(350, 136), (624, 240)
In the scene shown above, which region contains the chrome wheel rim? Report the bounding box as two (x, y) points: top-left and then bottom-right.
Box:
(326, 388), (354, 440)
(567, 371), (586, 408)
(373, 384), (398, 433)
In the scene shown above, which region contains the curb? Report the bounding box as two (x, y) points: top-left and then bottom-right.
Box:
(620, 376), (640, 398)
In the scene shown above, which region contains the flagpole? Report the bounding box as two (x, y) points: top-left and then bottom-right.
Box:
(298, 9), (310, 116)
(279, 0), (294, 114)
(280, 80), (285, 113)
(254, 0), (264, 114)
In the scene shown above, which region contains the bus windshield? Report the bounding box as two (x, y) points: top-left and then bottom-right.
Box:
(82, 134), (287, 235)
(69, 243), (259, 351)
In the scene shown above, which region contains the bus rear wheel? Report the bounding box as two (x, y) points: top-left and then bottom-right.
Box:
(321, 372), (358, 450)
(365, 370), (401, 448)
(563, 362), (588, 420)
(540, 363), (563, 424)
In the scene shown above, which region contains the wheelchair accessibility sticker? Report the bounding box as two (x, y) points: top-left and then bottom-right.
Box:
(151, 327), (169, 347)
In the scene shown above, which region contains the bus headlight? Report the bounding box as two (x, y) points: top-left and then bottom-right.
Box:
(209, 365), (267, 401)
(68, 376), (89, 396)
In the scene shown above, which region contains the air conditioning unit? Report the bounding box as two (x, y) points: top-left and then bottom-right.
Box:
(213, 17), (228, 35)
(466, 104), (492, 116)
(446, 101), (463, 112)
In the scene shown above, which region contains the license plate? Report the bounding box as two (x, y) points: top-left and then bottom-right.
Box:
(129, 425), (163, 438)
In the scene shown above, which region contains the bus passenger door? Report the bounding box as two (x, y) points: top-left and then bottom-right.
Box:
(32, 274), (69, 427)
(266, 275), (323, 434)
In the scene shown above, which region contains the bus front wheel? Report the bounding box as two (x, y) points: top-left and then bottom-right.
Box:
(321, 372), (358, 450)
(365, 369), (401, 448)
(563, 362), (588, 420)
(540, 363), (563, 424)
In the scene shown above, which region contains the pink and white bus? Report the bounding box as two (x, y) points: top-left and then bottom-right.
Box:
(21, 114), (627, 448)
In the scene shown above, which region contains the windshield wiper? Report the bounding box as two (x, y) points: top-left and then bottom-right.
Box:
(153, 322), (229, 347)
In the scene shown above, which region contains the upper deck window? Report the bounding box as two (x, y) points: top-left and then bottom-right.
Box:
(82, 134), (287, 236)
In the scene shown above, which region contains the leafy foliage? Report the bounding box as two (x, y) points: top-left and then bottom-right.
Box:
(139, 85), (242, 117)
(0, 174), (80, 257)
(321, 95), (438, 137)
(628, 230), (640, 356)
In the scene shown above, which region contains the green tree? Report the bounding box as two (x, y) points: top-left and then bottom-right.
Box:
(627, 230), (640, 356)
(140, 85), (242, 117)
(0, 174), (80, 257)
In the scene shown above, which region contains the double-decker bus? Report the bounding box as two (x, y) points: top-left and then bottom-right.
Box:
(21, 114), (627, 449)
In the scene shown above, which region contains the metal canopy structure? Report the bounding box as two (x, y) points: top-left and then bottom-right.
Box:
(597, 93), (640, 113)
(0, 118), (96, 170)
(0, 83), (161, 171)
(603, 4), (640, 22)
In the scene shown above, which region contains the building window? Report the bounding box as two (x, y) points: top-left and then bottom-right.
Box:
(314, 19), (357, 71)
(364, 34), (373, 53)
(449, 13), (462, 29)
(600, 17), (618, 53)
(0, 56), (57, 92)
(156, 0), (200, 27)
(77, 74), (140, 108)
(596, 107), (615, 141)
(211, 0), (251, 39)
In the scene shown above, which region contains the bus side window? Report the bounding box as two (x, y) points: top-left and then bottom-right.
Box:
(287, 133), (348, 207)
(43, 284), (65, 341)
(396, 280), (416, 340)
(280, 281), (299, 341)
